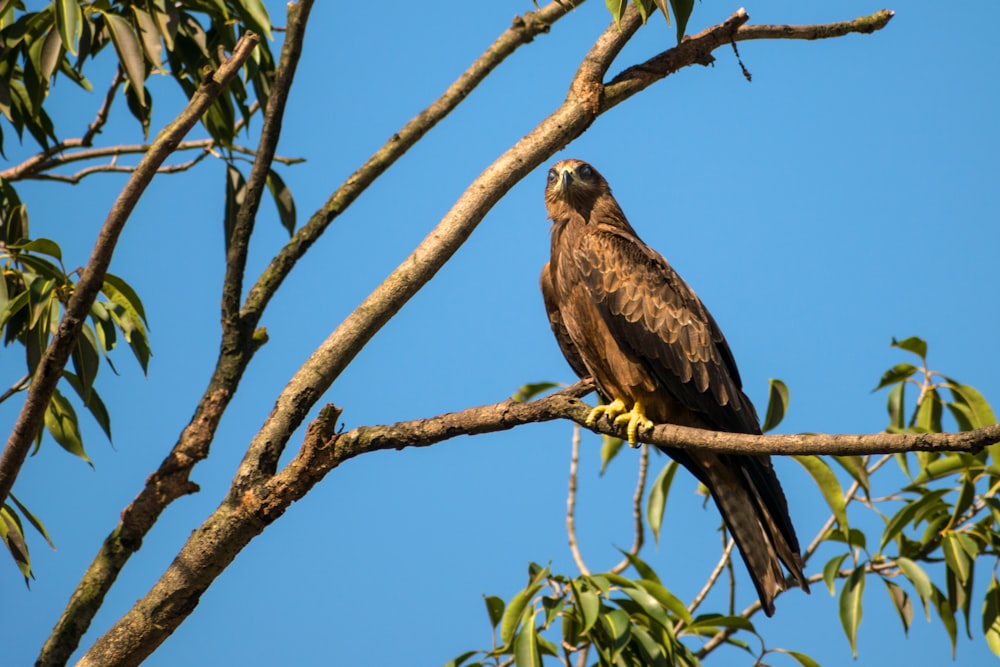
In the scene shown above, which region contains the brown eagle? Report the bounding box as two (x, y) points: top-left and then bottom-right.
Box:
(540, 158), (808, 615)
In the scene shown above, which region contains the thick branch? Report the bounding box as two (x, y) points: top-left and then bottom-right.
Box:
(0, 32), (260, 512)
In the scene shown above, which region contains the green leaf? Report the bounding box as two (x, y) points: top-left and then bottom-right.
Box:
(501, 582), (543, 648)
(647, 460), (677, 545)
(686, 613), (755, 633)
(761, 378), (789, 433)
(512, 607), (541, 667)
(633, 578), (692, 626)
(619, 583), (673, 631)
(832, 455), (870, 496)
(102, 12), (146, 107)
(572, 581), (601, 635)
(944, 379), (998, 430)
(266, 168), (296, 236)
(792, 455), (848, 534)
(605, 0), (625, 29)
(883, 578), (913, 634)
(0, 504), (32, 582)
(776, 649), (822, 667)
(941, 532), (974, 585)
(61, 371), (112, 441)
(40, 27), (63, 83)
(511, 381), (559, 402)
(599, 434), (625, 474)
(236, 0), (273, 40)
(887, 382), (905, 431)
(71, 323), (101, 400)
(598, 608), (631, 657)
(822, 553), (848, 595)
(873, 362), (918, 391)
(132, 8), (165, 74)
(630, 623), (669, 667)
(9, 493), (54, 549)
(915, 387), (943, 433)
(983, 577), (1000, 658)
(896, 557), (933, 616)
(45, 388), (92, 466)
(124, 80), (152, 139)
(891, 336), (927, 362)
(442, 650), (479, 667)
(668, 0), (694, 43)
(102, 272), (148, 324)
(839, 566), (865, 658)
(484, 595), (504, 630)
(56, 0), (83, 55)
(634, 0), (653, 23)
(224, 163), (247, 252)
(616, 548), (660, 584)
(14, 237), (62, 261)
(931, 583), (959, 657)
(879, 489), (949, 552)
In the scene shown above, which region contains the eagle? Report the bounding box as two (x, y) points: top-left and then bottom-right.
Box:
(540, 158), (808, 615)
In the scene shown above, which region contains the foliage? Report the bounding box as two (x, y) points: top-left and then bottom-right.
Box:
(0, 0), (281, 583)
(604, 0), (694, 43)
(452, 337), (1000, 666)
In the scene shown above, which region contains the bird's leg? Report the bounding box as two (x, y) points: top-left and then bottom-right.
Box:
(613, 400), (654, 448)
(585, 398), (627, 430)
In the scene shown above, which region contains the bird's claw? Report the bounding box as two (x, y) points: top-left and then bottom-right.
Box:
(586, 399), (653, 448)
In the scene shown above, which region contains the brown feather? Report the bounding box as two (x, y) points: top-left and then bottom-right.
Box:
(541, 159), (808, 615)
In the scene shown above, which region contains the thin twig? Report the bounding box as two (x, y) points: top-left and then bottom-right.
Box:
(609, 443), (648, 575)
(567, 423), (590, 575)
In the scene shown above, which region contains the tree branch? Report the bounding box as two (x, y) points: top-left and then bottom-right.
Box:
(567, 423), (591, 575)
(31, 32), (262, 667)
(609, 443), (648, 575)
(75, 7), (901, 664)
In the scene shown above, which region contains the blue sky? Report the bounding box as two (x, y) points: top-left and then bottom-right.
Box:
(3, 1), (999, 665)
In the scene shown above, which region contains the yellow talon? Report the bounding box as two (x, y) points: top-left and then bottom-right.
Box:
(586, 399), (653, 448)
(586, 398), (627, 428)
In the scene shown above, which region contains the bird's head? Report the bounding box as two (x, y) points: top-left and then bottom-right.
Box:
(544, 159), (610, 222)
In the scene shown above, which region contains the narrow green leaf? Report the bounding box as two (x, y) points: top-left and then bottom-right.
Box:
(61, 371), (112, 441)
(633, 578), (692, 626)
(931, 583), (959, 657)
(879, 489), (950, 552)
(832, 455), (870, 496)
(224, 164), (247, 252)
(915, 387), (943, 433)
(634, 0), (652, 23)
(647, 460), (677, 545)
(891, 336), (928, 361)
(630, 623), (669, 667)
(0, 504), (32, 582)
(71, 324), (101, 400)
(500, 583), (543, 648)
(873, 362), (918, 391)
(124, 80), (152, 139)
(442, 650), (479, 667)
(839, 566), (866, 658)
(896, 557), (932, 618)
(605, 0), (625, 29)
(56, 0), (83, 55)
(9, 493), (54, 549)
(941, 532), (974, 585)
(882, 578), (913, 634)
(40, 28), (63, 82)
(887, 382), (905, 431)
(102, 272), (148, 324)
(14, 237), (62, 261)
(686, 613), (755, 633)
(512, 607), (541, 667)
(616, 548), (660, 584)
(484, 595), (505, 630)
(511, 381), (560, 403)
(668, 0), (694, 43)
(776, 649), (822, 667)
(822, 553), (848, 595)
(619, 584), (672, 631)
(103, 12), (146, 107)
(266, 168), (296, 236)
(236, 0), (273, 40)
(599, 434), (625, 474)
(792, 455), (848, 533)
(945, 379), (998, 430)
(45, 389), (92, 466)
(572, 581), (601, 635)
(983, 577), (1000, 658)
(132, 8), (165, 73)
(761, 378), (789, 433)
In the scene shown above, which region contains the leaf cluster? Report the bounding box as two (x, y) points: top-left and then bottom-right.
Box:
(0, 177), (149, 582)
(455, 337), (1000, 665)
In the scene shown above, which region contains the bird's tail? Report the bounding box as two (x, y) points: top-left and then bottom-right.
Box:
(691, 451), (809, 616)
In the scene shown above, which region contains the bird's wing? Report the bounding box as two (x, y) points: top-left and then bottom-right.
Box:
(540, 261), (591, 381)
(574, 225), (760, 434)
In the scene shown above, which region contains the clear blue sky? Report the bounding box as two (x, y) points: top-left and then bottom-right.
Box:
(3, 1), (999, 665)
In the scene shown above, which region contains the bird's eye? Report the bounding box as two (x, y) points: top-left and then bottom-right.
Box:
(578, 164), (593, 179)
(547, 169), (558, 183)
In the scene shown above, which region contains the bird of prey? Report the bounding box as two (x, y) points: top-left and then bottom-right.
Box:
(540, 158), (808, 615)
